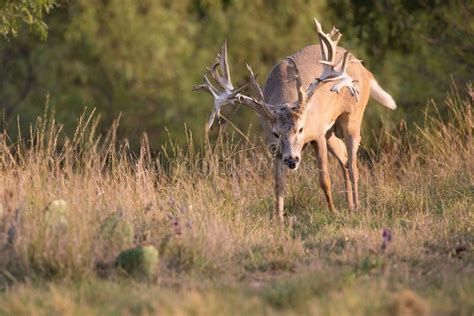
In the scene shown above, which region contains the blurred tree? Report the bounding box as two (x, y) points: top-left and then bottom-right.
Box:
(1, 0), (328, 147)
(0, 0), (61, 39)
(327, 0), (473, 109)
(324, 0), (473, 149)
(0, 0), (472, 150)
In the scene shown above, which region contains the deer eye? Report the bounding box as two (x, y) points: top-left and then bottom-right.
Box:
(273, 132), (280, 138)
(298, 127), (304, 134)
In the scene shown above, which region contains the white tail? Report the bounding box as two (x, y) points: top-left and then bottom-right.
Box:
(370, 79), (397, 110)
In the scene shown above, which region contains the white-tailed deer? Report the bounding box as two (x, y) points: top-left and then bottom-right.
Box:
(194, 18), (396, 221)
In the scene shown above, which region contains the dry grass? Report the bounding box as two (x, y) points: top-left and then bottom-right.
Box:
(0, 86), (472, 315)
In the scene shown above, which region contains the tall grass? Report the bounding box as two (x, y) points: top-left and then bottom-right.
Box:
(0, 85), (472, 315)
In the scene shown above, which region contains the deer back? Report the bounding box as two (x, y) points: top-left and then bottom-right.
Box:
(263, 45), (373, 138)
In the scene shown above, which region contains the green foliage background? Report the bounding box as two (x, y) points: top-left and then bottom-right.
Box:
(0, 0), (472, 148)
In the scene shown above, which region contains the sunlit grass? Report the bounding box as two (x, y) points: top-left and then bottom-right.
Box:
(0, 86), (472, 315)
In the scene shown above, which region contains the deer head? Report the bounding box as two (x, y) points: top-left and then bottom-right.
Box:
(268, 57), (311, 170)
(192, 41), (308, 170)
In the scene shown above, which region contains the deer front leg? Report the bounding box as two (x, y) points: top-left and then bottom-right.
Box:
(274, 157), (285, 222)
(312, 138), (336, 213)
(344, 134), (361, 210)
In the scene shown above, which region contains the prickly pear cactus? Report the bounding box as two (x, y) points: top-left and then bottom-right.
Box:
(44, 199), (68, 229)
(116, 245), (159, 278)
(99, 212), (134, 249)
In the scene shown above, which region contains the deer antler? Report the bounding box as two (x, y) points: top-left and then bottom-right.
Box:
(306, 18), (361, 102)
(286, 56), (309, 113)
(193, 40), (275, 129)
(193, 40), (244, 128)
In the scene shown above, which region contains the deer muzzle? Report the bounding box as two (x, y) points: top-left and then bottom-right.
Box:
(283, 156), (300, 170)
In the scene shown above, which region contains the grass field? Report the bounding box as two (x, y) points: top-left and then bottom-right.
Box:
(0, 86), (472, 315)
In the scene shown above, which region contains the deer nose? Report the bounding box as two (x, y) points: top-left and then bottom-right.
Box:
(284, 156), (299, 169)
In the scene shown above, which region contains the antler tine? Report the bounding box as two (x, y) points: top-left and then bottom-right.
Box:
(329, 26), (342, 44)
(220, 39), (232, 86)
(238, 65), (275, 121)
(339, 51), (351, 74)
(286, 57), (308, 112)
(192, 74), (218, 96)
(246, 64), (264, 101)
(209, 40), (234, 91)
(314, 18), (338, 64)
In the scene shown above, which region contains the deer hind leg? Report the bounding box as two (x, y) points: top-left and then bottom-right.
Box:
(312, 138), (336, 213)
(327, 134), (354, 210)
(274, 157), (285, 222)
(344, 132), (361, 210)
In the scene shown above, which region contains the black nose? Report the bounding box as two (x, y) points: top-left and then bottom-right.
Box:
(284, 158), (298, 169)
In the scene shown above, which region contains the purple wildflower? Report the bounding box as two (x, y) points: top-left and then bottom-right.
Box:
(381, 228), (392, 251)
